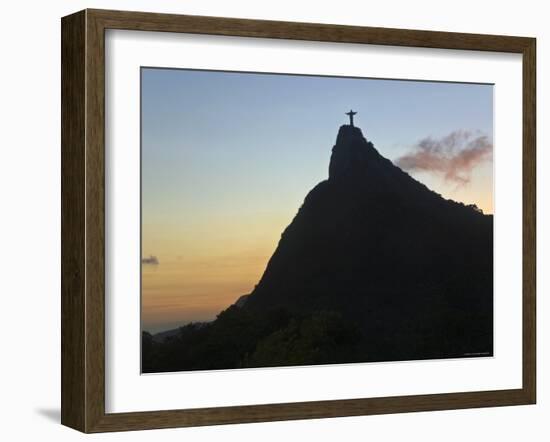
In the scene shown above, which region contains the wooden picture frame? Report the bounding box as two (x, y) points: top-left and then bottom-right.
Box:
(61, 8), (536, 433)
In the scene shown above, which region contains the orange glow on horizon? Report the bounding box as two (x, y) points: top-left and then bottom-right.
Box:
(141, 164), (493, 334)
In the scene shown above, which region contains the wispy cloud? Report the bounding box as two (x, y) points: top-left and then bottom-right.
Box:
(395, 130), (493, 185)
(142, 255), (159, 265)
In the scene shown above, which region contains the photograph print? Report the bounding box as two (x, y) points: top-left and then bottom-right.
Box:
(141, 68), (494, 374)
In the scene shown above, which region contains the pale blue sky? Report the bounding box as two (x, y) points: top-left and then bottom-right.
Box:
(141, 67), (493, 233)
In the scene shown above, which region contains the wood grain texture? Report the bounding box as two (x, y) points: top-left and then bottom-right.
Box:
(90, 389), (531, 433)
(84, 9), (107, 433)
(522, 38), (536, 403)
(61, 10), (86, 432)
(89, 8), (532, 52)
(60, 8), (537, 433)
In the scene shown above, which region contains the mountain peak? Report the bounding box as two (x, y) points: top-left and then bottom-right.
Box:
(329, 124), (381, 180)
(336, 123), (365, 142)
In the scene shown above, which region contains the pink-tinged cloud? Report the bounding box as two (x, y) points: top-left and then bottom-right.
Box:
(395, 130), (493, 185)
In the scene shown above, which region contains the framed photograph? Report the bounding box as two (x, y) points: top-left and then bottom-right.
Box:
(61, 9), (536, 433)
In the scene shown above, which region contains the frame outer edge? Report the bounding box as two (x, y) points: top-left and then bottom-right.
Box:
(84, 8), (108, 433)
(522, 37), (536, 404)
(86, 8), (532, 52)
(61, 10), (87, 432)
(60, 8), (537, 433)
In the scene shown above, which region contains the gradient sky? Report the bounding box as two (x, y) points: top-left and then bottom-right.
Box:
(141, 67), (493, 333)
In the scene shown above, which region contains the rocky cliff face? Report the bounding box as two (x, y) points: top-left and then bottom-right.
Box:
(241, 124), (493, 361)
(329, 125), (379, 180)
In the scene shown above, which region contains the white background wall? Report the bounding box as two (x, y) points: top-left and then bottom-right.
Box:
(0, 0), (546, 440)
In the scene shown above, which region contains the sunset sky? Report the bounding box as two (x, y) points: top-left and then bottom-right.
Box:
(141, 68), (493, 333)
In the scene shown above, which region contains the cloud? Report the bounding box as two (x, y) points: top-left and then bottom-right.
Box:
(142, 255), (159, 265)
(395, 130), (493, 185)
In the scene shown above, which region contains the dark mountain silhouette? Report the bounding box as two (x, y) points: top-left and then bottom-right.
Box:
(142, 124), (493, 372)
(151, 322), (211, 343)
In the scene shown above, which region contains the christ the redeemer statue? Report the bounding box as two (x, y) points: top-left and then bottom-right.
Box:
(346, 109), (357, 127)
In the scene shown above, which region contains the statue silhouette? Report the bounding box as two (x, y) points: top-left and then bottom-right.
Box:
(346, 109), (357, 126)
